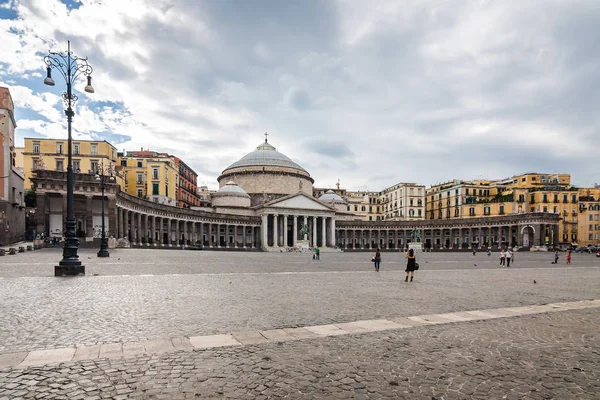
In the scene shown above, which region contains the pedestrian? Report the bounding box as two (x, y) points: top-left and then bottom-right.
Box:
(315, 246), (320, 260)
(373, 248), (381, 272)
(506, 249), (512, 267)
(472, 248), (476, 256)
(554, 251), (559, 264)
(500, 249), (506, 266)
(405, 248), (417, 282)
(566, 250), (572, 265)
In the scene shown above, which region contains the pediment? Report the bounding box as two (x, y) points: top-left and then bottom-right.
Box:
(266, 193), (333, 211)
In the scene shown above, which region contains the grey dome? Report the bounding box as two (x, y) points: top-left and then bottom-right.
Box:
(224, 139), (308, 173)
(319, 190), (345, 203)
(214, 181), (250, 198)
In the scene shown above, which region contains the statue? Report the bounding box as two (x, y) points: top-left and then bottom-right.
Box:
(409, 229), (422, 243)
(299, 223), (309, 240)
(299, 180), (303, 191)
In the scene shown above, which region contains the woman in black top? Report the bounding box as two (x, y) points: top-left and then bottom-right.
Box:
(373, 248), (381, 272)
(405, 248), (417, 282)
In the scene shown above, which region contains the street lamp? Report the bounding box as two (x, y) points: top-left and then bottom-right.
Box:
(95, 164), (114, 257)
(44, 41), (95, 276)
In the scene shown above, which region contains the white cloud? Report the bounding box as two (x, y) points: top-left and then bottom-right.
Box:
(1, 0), (599, 190)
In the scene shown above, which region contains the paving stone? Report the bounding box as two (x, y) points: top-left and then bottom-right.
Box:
(305, 324), (348, 336)
(98, 343), (122, 359)
(259, 329), (292, 342)
(188, 334), (241, 349)
(142, 339), (175, 354)
(0, 352), (27, 369)
(282, 328), (320, 339)
(72, 345), (101, 362)
(122, 342), (145, 357)
(19, 348), (75, 367)
(231, 331), (269, 345)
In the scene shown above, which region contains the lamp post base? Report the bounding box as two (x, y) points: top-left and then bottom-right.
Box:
(97, 249), (110, 258)
(55, 264), (85, 277)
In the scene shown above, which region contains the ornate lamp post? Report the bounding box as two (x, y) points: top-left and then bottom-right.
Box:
(44, 41), (95, 276)
(95, 164), (114, 257)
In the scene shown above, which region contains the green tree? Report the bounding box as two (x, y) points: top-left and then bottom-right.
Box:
(24, 189), (37, 208)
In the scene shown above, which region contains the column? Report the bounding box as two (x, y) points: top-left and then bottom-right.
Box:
(273, 215), (278, 247)
(124, 210), (130, 242)
(182, 220), (188, 246)
(292, 215), (298, 247)
(533, 224), (541, 246)
(116, 208), (122, 238)
(151, 216), (156, 245)
(135, 213), (141, 245)
(283, 216), (288, 248)
(352, 229), (356, 249)
(85, 196), (93, 241)
(329, 218), (336, 247)
(261, 215), (268, 249)
(143, 214), (148, 245)
(312, 217), (317, 247)
(449, 228), (454, 249)
(477, 227), (483, 249)
(321, 217), (326, 247)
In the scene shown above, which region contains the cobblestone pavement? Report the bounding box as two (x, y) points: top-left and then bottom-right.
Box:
(1, 247), (599, 278)
(0, 308), (598, 399)
(1, 250), (599, 353)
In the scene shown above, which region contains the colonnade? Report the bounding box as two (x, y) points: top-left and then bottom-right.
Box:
(116, 207), (261, 249)
(261, 213), (336, 249)
(335, 223), (559, 250)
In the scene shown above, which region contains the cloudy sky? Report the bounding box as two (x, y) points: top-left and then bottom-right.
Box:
(1, 0), (599, 190)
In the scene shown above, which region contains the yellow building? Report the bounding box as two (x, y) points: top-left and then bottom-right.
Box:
(578, 187), (600, 247)
(346, 191), (380, 221)
(21, 138), (118, 189)
(118, 150), (178, 206)
(426, 173), (581, 246)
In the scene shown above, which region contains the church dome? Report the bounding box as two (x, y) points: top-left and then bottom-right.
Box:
(223, 139), (308, 173)
(319, 190), (345, 203)
(214, 181), (250, 198)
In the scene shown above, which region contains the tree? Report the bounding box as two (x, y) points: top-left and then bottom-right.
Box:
(24, 189), (37, 208)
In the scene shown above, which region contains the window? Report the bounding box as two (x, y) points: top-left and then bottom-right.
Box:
(33, 141), (40, 153)
(563, 194), (568, 202)
(368, 216), (372, 221)
(500, 205), (505, 214)
(522, 177), (526, 182)
(361, 206), (365, 212)
(446, 209), (450, 218)
(165, 184), (168, 195)
(354, 205), (358, 212)
(465, 188), (469, 195)
(137, 160), (143, 168)
(418, 209), (422, 217)
(590, 215), (594, 221)
(124, 173), (128, 184)
(484, 206), (490, 215)
(409, 209), (415, 217)
(543, 194), (548, 203)
(73, 160), (80, 172)
(369, 206), (372, 213)
(590, 225), (593, 231)
(73, 143), (80, 155)
(543, 206), (547, 213)
(56, 159), (64, 171)
(56, 142), (64, 154)
(137, 188), (143, 198)
(152, 183), (159, 195)
(152, 168), (159, 179)
(91, 143), (98, 155)
(410, 199), (413, 206)
(136, 173), (143, 184)
(90, 160), (99, 173)
(554, 194), (558, 202)
(572, 195), (577, 203)
(469, 207), (475, 216)
(32, 158), (39, 170)
(454, 208), (459, 217)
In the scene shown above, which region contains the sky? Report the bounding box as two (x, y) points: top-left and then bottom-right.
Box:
(1, 0), (599, 191)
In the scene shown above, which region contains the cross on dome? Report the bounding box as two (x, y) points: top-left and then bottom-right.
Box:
(264, 132), (269, 142)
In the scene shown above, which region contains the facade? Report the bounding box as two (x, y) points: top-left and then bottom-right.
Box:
(577, 187), (600, 247)
(345, 191), (380, 221)
(425, 173), (583, 247)
(21, 138), (118, 189)
(379, 183), (425, 220)
(173, 157), (201, 208)
(29, 135), (561, 252)
(118, 151), (178, 206)
(0, 87), (25, 245)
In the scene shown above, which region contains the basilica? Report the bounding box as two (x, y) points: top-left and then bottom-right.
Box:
(30, 137), (560, 251)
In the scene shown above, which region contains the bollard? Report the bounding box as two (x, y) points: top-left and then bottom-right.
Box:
(0, 249), (5, 256)
(8, 248), (16, 255)
(19, 247), (25, 253)
(27, 245), (33, 251)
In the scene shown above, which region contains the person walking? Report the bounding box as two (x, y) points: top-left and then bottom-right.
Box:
(405, 248), (417, 282)
(315, 246), (320, 260)
(506, 249), (513, 267)
(373, 248), (381, 272)
(554, 251), (559, 264)
(500, 249), (506, 266)
(566, 250), (572, 265)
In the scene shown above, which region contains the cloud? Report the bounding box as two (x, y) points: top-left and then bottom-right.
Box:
(0, 0), (599, 191)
